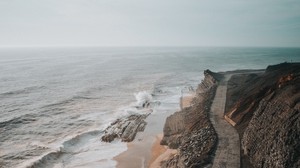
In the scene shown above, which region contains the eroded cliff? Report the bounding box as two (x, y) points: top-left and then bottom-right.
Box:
(160, 70), (220, 168)
(225, 63), (300, 168)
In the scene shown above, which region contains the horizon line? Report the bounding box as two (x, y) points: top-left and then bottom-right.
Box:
(1, 45), (300, 48)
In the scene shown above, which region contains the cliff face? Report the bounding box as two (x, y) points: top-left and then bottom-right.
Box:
(160, 70), (219, 168)
(225, 63), (300, 168)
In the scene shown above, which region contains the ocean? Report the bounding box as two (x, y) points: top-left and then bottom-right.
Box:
(0, 47), (299, 168)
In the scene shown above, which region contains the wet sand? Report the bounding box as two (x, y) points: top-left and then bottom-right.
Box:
(148, 134), (177, 168)
(114, 138), (154, 168)
(149, 134), (166, 166)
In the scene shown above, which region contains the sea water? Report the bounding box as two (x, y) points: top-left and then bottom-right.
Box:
(0, 47), (299, 168)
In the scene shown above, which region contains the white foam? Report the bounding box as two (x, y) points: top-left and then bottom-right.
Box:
(134, 91), (153, 107)
(18, 130), (127, 168)
(63, 140), (127, 168)
(17, 87), (186, 168)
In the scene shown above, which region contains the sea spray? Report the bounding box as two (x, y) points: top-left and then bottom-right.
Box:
(134, 91), (153, 107)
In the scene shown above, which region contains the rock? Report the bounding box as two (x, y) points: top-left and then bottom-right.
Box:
(160, 70), (219, 168)
(225, 63), (300, 168)
(101, 113), (150, 142)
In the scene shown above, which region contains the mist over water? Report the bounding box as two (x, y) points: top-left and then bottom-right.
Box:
(0, 47), (299, 167)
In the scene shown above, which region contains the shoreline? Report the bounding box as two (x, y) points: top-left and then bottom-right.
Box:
(112, 69), (273, 167)
(149, 134), (177, 168)
(113, 95), (195, 168)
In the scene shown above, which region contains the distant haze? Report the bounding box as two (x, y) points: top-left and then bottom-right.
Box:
(0, 0), (300, 47)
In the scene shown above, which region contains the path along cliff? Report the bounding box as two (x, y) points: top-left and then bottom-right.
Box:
(210, 74), (240, 168)
(160, 63), (300, 168)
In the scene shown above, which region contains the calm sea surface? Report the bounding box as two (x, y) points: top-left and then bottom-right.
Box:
(0, 47), (299, 167)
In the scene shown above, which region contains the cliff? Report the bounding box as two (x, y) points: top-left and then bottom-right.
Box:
(225, 63), (300, 167)
(160, 70), (219, 167)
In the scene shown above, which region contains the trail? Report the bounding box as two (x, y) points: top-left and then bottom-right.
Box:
(210, 74), (240, 168)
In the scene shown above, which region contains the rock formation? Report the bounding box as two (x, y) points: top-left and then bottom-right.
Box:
(225, 63), (300, 168)
(101, 113), (149, 142)
(160, 70), (219, 168)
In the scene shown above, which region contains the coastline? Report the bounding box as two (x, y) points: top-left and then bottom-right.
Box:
(1, 46), (299, 168)
(113, 95), (195, 168)
(112, 69), (219, 168)
(148, 95), (195, 167)
(112, 63), (300, 168)
(111, 70), (235, 167)
(149, 134), (177, 168)
(159, 69), (219, 167)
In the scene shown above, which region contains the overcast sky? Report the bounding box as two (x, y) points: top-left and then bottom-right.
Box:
(0, 0), (300, 47)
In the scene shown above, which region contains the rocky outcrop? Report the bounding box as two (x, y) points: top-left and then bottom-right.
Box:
(101, 113), (149, 142)
(160, 70), (219, 168)
(225, 63), (300, 168)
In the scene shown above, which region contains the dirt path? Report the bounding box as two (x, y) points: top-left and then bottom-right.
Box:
(210, 75), (240, 168)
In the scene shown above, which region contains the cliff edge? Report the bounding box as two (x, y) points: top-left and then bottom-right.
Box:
(160, 70), (219, 168)
(225, 63), (300, 168)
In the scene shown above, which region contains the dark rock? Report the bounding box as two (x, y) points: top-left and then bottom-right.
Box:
(101, 113), (150, 142)
(101, 133), (118, 142)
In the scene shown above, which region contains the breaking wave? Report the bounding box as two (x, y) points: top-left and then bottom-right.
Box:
(19, 130), (103, 168)
(134, 91), (153, 107)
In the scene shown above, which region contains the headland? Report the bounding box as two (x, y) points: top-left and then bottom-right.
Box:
(101, 62), (300, 168)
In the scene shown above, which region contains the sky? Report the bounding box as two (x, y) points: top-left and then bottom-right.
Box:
(0, 0), (300, 47)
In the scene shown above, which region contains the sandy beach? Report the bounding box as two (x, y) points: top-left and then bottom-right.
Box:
(180, 94), (195, 109)
(148, 134), (177, 168)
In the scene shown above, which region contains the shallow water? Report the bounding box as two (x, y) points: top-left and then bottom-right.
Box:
(0, 47), (299, 167)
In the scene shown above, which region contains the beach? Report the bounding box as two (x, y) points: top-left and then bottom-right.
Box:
(114, 95), (195, 167)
